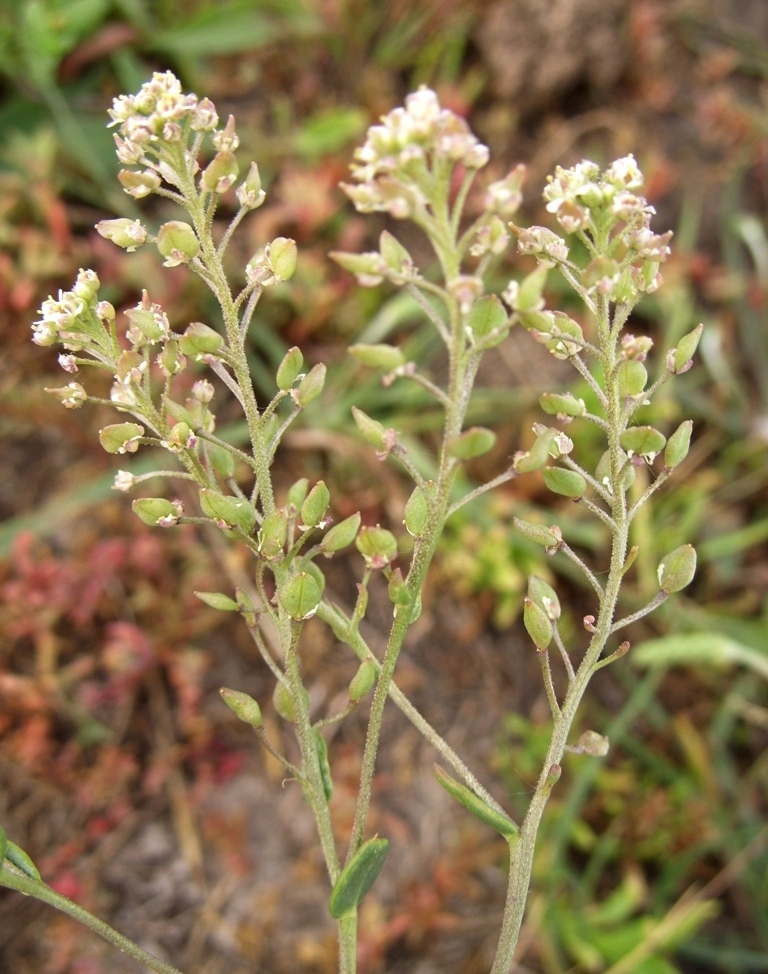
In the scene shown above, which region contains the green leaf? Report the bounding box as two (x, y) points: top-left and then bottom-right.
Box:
(328, 837), (390, 919)
(433, 764), (518, 837)
(4, 840), (41, 880)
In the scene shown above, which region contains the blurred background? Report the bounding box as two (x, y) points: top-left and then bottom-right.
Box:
(0, 1), (767, 972)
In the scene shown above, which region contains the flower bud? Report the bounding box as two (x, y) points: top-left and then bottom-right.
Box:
(269, 237), (298, 282)
(542, 467), (587, 499)
(236, 162), (266, 209)
(576, 730), (609, 756)
(279, 572), (323, 620)
(276, 346), (304, 390)
(670, 323), (703, 374)
(484, 163), (526, 216)
(657, 544), (696, 593)
(448, 427), (496, 460)
(351, 406), (387, 448)
(45, 382), (87, 409)
(220, 687), (263, 727)
(349, 659), (377, 702)
(132, 497), (183, 527)
(523, 597), (553, 651)
(200, 150), (239, 193)
(100, 422), (144, 454)
(356, 525), (398, 568)
(96, 218), (148, 251)
(156, 221), (200, 266)
(664, 420), (693, 469)
(321, 512), (361, 555)
(199, 488), (256, 535)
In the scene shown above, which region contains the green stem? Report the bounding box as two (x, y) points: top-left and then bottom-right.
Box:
(0, 865), (187, 974)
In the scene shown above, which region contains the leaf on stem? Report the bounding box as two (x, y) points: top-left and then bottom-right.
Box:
(433, 764), (518, 837)
(328, 837), (390, 919)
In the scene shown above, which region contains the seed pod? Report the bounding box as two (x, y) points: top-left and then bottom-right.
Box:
(349, 343), (406, 370)
(657, 544), (697, 594)
(99, 422), (144, 455)
(539, 392), (586, 418)
(523, 597), (554, 650)
(328, 837), (390, 920)
(349, 659), (377, 702)
(179, 321), (223, 357)
(467, 294), (509, 343)
(279, 572), (323, 620)
(620, 426), (666, 460)
(448, 427), (496, 460)
(664, 420), (693, 469)
(512, 517), (561, 548)
(321, 512), (362, 555)
(527, 575), (561, 621)
(403, 484), (430, 537)
(671, 323), (703, 374)
(220, 687), (263, 727)
(286, 478), (309, 512)
(295, 363), (325, 406)
(617, 360), (648, 397)
(196, 591), (239, 611)
(513, 428), (557, 473)
(356, 525), (398, 569)
(351, 407), (387, 448)
(132, 498), (182, 527)
(379, 230), (413, 276)
(276, 346), (304, 390)
(199, 489), (256, 535)
(156, 221), (200, 265)
(542, 467), (587, 498)
(301, 481), (330, 528)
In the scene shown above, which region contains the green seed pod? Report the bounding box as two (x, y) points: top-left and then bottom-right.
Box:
(448, 427), (497, 460)
(295, 363), (325, 406)
(237, 162), (266, 209)
(132, 497), (182, 527)
(313, 729), (333, 800)
(273, 681), (296, 722)
(321, 512), (362, 555)
(165, 422), (193, 452)
(329, 250), (386, 284)
(544, 312), (584, 360)
(518, 309), (555, 333)
(4, 840), (41, 880)
(617, 360), (648, 397)
(539, 392), (586, 418)
(159, 339), (185, 376)
(542, 467), (587, 498)
(514, 428), (557, 473)
(269, 237), (298, 282)
(433, 764), (518, 837)
(355, 525), (398, 568)
(523, 596), (554, 650)
(286, 478), (309, 512)
(95, 217), (147, 251)
(620, 426), (667, 460)
(99, 422), (144, 455)
(179, 321), (223, 357)
(328, 837), (390, 920)
(467, 294), (509, 342)
(512, 517), (561, 548)
(279, 572), (323, 620)
(351, 407), (387, 448)
(403, 484), (430, 537)
(595, 449), (635, 492)
(200, 149), (239, 193)
(515, 263), (550, 312)
(199, 489), (256, 535)
(657, 544), (697, 594)
(379, 230), (413, 276)
(301, 481), (331, 528)
(349, 343), (406, 370)
(671, 323), (703, 374)
(527, 575), (561, 621)
(204, 441), (235, 478)
(349, 659), (377, 702)
(156, 221), (200, 265)
(220, 687), (263, 727)
(387, 567), (411, 607)
(196, 591), (239, 611)
(664, 420), (693, 469)
(276, 346), (304, 391)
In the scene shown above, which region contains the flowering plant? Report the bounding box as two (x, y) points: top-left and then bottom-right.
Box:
(5, 72), (700, 973)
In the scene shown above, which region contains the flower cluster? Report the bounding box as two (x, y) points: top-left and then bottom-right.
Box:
(543, 155), (657, 236)
(33, 270), (117, 360)
(342, 86), (489, 218)
(109, 70), (218, 160)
